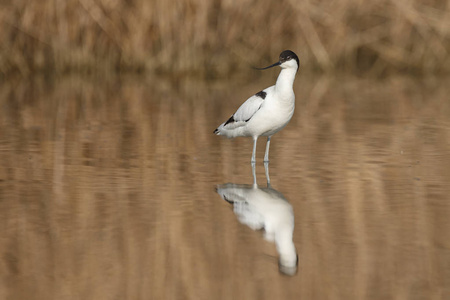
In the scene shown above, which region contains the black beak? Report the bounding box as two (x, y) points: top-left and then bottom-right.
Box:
(255, 61), (281, 70)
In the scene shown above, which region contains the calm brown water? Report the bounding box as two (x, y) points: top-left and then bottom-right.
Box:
(1, 74), (449, 300)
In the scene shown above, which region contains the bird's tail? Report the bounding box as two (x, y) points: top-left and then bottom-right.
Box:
(213, 122), (245, 138)
(213, 123), (225, 135)
(216, 184), (252, 203)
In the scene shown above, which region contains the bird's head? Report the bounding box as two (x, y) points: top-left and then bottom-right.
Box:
(256, 50), (299, 71)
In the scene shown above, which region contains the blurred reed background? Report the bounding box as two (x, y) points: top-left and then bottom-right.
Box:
(1, 0), (449, 78)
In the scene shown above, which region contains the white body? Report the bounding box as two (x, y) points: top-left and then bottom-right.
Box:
(215, 63), (297, 138)
(216, 183), (298, 275)
(214, 59), (298, 162)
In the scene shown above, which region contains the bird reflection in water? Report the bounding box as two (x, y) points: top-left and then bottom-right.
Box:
(216, 163), (298, 276)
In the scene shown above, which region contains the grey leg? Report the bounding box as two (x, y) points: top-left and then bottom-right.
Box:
(251, 136), (258, 163)
(251, 162), (257, 187)
(264, 161), (271, 187)
(263, 136), (271, 162)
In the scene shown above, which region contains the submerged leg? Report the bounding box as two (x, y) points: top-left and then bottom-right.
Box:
(251, 162), (257, 187)
(251, 136), (258, 163)
(263, 136), (272, 162)
(264, 161), (271, 187)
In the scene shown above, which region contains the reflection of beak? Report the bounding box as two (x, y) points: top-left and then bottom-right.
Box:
(255, 61), (281, 70)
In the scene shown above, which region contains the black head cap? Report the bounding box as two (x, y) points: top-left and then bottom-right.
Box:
(254, 50), (300, 71)
(279, 50), (299, 68)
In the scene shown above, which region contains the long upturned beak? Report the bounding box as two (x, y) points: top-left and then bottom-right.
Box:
(255, 61), (281, 70)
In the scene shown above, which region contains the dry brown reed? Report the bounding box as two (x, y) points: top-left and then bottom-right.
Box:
(0, 0), (449, 77)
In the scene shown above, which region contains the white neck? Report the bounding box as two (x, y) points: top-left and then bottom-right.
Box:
(277, 239), (297, 267)
(275, 67), (297, 99)
(275, 227), (297, 267)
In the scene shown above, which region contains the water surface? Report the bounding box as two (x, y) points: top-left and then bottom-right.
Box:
(1, 75), (449, 300)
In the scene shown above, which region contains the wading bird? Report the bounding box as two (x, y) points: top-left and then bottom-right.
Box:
(214, 50), (299, 163)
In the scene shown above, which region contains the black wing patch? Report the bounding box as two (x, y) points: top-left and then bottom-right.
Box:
(245, 103), (263, 122)
(255, 90), (267, 99)
(223, 94), (265, 127)
(224, 115), (235, 126)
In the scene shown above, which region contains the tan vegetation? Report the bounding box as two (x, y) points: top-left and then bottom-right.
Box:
(1, 0), (450, 77)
